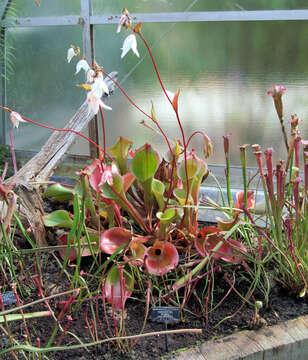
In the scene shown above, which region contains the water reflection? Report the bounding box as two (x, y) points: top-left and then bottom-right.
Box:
(6, 20), (308, 170)
(107, 73), (308, 168)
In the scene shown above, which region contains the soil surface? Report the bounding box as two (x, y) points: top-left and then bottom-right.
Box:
(1, 207), (308, 360)
(1, 250), (308, 360)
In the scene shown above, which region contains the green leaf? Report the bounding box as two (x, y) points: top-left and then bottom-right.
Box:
(299, 287), (306, 298)
(152, 179), (165, 211)
(157, 208), (177, 223)
(131, 143), (160, 182)
(109, 137), (133, 175)
(42, 184), (74, 201)
(191, 159), (208, 204)
(101, 173), (124, 199)
(43, 210), (73, 228)
(173, 188), (192, 206)
(177, 154), (200, 182)
(156, 208), (178, 238)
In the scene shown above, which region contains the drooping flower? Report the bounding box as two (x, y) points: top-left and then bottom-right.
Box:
(86, 69), (96, 83)
(78, 79), (108, 99)
(267, 85), (286, 120)
(67, 47), (76, 63)
(121, 34), (139, 58)
(144, 241), (179, 276)
(87, 91), (112, 115)
(10, 111), (27, 128)
(91, 73), (109, 96)
(117, 12), (131, 34)
(75, 59), (91, 75)
(202, 132), (213, 159)
(117, 14), (127, 33)
(267, 84), (286, 97)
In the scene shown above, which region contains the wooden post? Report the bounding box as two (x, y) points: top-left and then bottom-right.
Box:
(80, 0), (98, 159)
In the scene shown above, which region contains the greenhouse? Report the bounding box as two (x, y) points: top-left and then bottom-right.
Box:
(1, 1), (308, 359)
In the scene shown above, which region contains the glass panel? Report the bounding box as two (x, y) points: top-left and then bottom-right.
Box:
(15, 0), (80, 18)
(6, 26), (89, 156)
(93, 0), (308, 14)
(94, 21), (308, 167)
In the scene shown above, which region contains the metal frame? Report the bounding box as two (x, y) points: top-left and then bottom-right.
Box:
(1, 3), (308, 148)
(3, 9), (308, 28)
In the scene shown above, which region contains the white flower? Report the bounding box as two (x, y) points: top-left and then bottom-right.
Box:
(67, 47), (76, 63)
(10, 111), (27, 128)
(92, 73), (109, 96)
(86, 69), (95, 83)
(117, 14), (128, 33)
(75, 59), (91, 75)
(87, 91), (112, 115)
(121, 34), (139, 59)
(89, 81), (103, 99)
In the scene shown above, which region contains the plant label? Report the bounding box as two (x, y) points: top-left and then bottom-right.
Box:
(1, 291), (17, 307)
(150, 306), (180, 324)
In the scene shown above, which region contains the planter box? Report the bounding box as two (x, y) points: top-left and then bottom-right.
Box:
(168, 315), (308, 360)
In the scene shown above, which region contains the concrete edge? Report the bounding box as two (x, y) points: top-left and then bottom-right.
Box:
(165, 315), (308, 360)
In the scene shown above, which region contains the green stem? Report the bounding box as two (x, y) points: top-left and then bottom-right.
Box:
(0, 328), (202, 356)
(225, 157), (232, 207)
(173, 241), (224, 290)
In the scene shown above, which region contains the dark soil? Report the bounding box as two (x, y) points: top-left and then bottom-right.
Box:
(1, 250), (308, 360)
(1, 204), (308, 360)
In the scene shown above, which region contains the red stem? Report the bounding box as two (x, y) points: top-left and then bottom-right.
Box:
(103, 71), (152, 119)
(57, 294), (74, 323)
(186, 130), (204, 148)
(11, 285), (31, 341)
(85, 311), (95, 341)
(285, 219), (307, 288)
(162, 156), (176, 212)
(0, 106), (113, 162)
(111, 286), (118, 337)
(136, 32), (172, 106)
(204, 277), (211, 326)
(110, 184), (150, 233)
(102, 71), (173, 155)
(136, 31), (190, 206)
(57, 315), (72, 345)
(101, 280), (113, 337)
